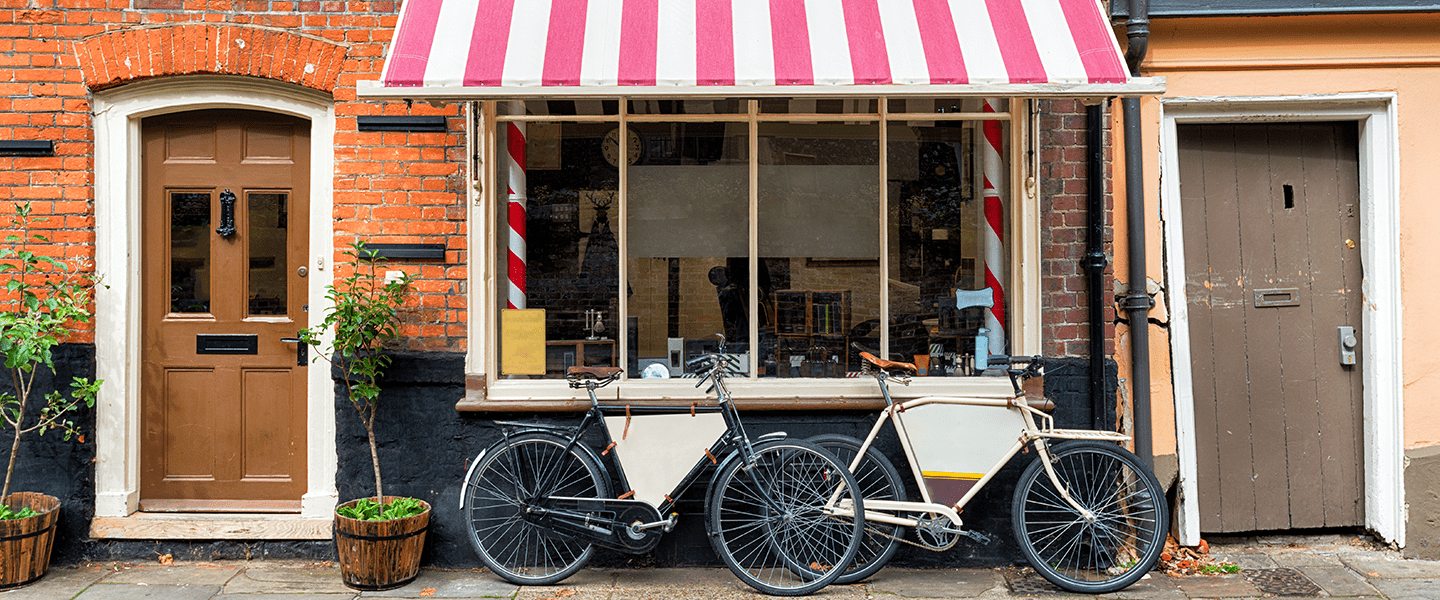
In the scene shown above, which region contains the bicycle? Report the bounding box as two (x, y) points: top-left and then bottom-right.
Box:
(811, 347), (1167, 593)
(460, 354), (865, 596)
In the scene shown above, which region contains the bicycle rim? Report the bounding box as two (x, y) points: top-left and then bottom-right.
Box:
(464, 433), (609, 585)
(808, 433), (905, 584)
(1012, 441), (1167, 593)
(708, 440), (864, 596)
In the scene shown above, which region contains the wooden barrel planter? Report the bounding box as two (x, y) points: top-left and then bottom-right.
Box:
(0, 493), (59, 590)
(333, 496), (430, 591)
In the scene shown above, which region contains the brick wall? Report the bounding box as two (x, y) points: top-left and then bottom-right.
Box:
(1038, 98), (1115, 358)
(0, 0), (468, 350)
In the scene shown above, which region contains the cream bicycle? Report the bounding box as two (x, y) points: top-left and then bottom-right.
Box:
(815, 348), (1167, 593)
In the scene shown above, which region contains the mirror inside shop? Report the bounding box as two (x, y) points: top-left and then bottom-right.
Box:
(498, 100), (1008, 380)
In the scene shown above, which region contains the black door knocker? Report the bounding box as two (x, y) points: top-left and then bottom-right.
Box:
(216, 188), (237, 238)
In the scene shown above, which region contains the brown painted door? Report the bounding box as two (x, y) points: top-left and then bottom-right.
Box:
(141, 109), (310, 512)
(1178, 122), (1363, 532)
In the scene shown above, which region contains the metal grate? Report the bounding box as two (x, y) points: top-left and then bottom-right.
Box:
(1243, 568), (1322, 596)
(1004, 569), (1068, 595)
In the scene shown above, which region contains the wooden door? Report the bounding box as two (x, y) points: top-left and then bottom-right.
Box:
(140, 109), (310, 512)
(1178, 122), (1363, 532)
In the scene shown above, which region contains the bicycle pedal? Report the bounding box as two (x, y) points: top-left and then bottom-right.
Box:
(961, 530), (993, 545)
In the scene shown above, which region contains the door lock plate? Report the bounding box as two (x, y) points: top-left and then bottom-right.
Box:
(1338, 326), (1357, 365)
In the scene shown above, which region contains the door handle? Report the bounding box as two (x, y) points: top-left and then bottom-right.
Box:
(280, 334), (308, 366)
(1337, 326), (1357, 365)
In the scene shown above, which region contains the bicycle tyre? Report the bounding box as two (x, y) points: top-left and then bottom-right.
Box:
(464, 431), (612, 586)
(706, 439), (865, 596)
(807, 433), (906, 584)
(1011, 440), (1168, 594)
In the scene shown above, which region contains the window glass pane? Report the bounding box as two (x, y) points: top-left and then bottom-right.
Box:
(497, 121), (620, 379)
(759, 99), (878, 115)
(626, 122), (749, 378)
(170, 191), (211, 314)
(886, 98), (991, 115)
(628, 99), (746, 115)
(501, 100), (620, 117)
(758, 122), (880, 378)
(248, 192), (288, 316)
(887, 118), (1008, 376)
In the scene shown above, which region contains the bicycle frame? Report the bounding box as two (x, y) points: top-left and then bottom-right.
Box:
(839, 367), (1130, 534)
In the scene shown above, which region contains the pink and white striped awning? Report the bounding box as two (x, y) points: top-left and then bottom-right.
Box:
(360, 0), (1164, 99)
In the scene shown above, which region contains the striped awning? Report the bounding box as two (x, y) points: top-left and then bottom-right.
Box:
(359, 0), (1164, 99)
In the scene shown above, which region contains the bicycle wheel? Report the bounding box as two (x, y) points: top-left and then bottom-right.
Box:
(1012, 440), (1168, 594)
(808, 433), (905, 584)
(464, 432), (612, 585)
(706, 439), (865, 596)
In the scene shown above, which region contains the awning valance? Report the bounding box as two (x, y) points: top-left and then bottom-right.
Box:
(359, 0), (1164, 100)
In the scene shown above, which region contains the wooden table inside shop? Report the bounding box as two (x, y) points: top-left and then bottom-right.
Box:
(546, 339), (617, 374)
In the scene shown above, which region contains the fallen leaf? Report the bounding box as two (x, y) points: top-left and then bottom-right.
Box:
(157, 553), (173, 566)
(556, 590), (578, 598)
(419, 588), (436, 597)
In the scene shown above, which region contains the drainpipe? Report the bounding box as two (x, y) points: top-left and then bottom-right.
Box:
(1084, 103), (1107, 430)
(1123, 0), (1155, 467)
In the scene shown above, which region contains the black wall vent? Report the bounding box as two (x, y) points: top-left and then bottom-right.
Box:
(0, 140), (55, 156)
(357, 116), (448, 132)
(363, 243), (448, 260)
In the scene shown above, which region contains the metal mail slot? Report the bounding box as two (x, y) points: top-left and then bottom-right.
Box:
(196, 334), (258, 354)
(1254, 288), (1301, 308)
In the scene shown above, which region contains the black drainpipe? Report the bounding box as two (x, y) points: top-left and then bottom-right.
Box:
(1084, 102), (1107, 430)
(1122, 0), (1155, 467)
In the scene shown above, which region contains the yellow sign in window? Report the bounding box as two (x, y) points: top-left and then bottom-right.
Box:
(500, 309), (546, 375)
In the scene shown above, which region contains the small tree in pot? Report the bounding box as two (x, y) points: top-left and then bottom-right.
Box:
(0, 202), (102, 589)
(300, 241), (427, 590)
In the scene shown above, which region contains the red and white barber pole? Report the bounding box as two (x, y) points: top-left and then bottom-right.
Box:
(980, 98), (1007, 356)
(505, 102), (527, 310)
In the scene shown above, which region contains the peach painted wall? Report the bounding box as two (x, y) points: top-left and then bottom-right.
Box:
(1110, 13), (1440, 454)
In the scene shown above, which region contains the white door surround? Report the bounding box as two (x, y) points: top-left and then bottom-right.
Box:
(1158, 93), (1403, 547)
(91, 76), (337, 537)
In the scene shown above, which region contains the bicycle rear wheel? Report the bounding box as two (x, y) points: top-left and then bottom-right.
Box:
(464, 432), (611, 585)
(808, 433), (905, 584)
(1012, 440), (1167, 594)
(706, 439), (865, 596)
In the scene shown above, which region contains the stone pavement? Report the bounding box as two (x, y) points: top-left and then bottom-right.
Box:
(3, 535), (1438, 600)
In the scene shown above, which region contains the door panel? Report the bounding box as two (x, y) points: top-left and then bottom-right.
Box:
(141, 109), (310, 511)
(1179, 123), (1364, 532)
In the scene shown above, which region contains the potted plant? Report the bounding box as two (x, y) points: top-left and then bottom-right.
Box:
(0, 202), (101, 589)
(299, 241), (426, 591)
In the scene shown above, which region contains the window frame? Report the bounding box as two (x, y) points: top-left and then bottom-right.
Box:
(463, 98), (1038, 408)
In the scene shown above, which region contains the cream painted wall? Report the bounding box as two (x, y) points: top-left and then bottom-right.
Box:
(1112, 14), (1440, 457)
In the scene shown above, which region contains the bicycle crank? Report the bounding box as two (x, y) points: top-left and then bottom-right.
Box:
(863, 515), (991, 551)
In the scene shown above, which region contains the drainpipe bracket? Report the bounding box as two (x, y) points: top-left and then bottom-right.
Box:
(1120, 291), (1155, 312)
(1081, 252), (1108, 272)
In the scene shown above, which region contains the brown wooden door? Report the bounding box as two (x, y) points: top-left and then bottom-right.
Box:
(1178, 122), (1363, 532)
(141, 109), (310, 512)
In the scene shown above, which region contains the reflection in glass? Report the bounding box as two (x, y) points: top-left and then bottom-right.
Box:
(248, 192), (288, 316)
(758, 122), (880, 378)
(170, 191), (211, 313)
(626, 122), (749, 377)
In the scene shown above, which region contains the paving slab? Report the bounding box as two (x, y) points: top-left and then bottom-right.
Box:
(74, 583), (221, 600)
(1102, 574), (1186, 600)
(101, 564), (241, 586)
(217, 595), (356, 600)
(1214, 553), (1277, 570)
(1295, 565), (1382, 597)
(361, 569), (518, 598)
(0, 566), (111, 600)
(1168, 575), (1262, 598)
(223, 564), (352, 594)
(1269, 552), (1346, 568)
(512, 569), (613, 600)
(1343, 556), (1440, 579)
(1367, 578), (1440, 600)
(866, 568), (1002, 598)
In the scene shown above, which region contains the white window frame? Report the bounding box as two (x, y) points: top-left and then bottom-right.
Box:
(466, 98), (1039, 405)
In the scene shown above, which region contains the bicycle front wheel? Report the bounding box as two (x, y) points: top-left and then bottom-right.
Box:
(1012, 440), (1168, 594)
(464, 432), (612, 585)
(808, 433), (905, 584)
(706, 439), (865, 596)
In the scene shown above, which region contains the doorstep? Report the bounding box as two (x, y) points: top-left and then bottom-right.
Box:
(90, 513), (332, 540)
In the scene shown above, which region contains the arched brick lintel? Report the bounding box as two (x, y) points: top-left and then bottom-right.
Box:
(75, 24), (350, 92)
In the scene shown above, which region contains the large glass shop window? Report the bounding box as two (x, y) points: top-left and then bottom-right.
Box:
(496, 99), (1009, 380)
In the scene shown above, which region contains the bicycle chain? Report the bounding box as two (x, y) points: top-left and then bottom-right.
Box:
(862, 520), (960, 551)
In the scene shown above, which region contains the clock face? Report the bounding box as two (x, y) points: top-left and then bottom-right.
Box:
(602, 128), (643, 167)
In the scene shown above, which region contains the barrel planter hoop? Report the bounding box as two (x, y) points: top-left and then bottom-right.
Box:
(0, 493), (59, 590)
(333, 496), (430, 591)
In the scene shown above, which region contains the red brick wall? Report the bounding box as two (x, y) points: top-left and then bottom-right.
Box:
(1038, 98), (1115, 358)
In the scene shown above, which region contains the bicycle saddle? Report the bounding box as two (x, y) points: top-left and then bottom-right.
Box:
(859, 351), (916, 375)
(566, 366), (623, 380)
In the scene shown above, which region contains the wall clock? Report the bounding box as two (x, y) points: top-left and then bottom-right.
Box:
(601, 127), (643, 167)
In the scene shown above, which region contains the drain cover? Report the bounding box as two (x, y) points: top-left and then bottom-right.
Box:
(1004, 569), (1068, 595)
(1243, 568), (1322, 596)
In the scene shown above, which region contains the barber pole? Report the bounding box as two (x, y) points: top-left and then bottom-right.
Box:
(506, 103), (526, 310)
(980, 98), (1006, 355)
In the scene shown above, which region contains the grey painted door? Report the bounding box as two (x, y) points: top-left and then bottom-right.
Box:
(1178, 122), (1363, 532)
